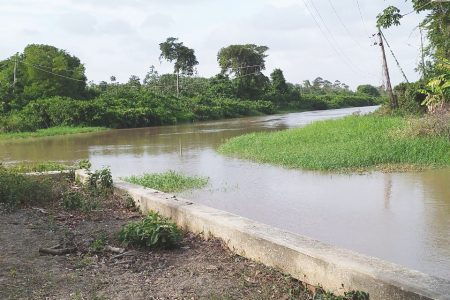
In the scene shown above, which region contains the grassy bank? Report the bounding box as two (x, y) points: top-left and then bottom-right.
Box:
(0, 126), (106, 141)
(123, 171), (209, 193)
(218, 115), (450, 172)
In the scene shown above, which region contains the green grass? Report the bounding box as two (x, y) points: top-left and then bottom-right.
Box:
(0, 126), (107, 141)
(123, 171), (209, 193)
(218, 115), (450, 172)
(3, 161), (72, 173)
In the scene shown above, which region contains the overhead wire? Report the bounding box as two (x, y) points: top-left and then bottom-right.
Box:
(18, 60), (85, 82)
(355, 0), (371, 38)
(303, 0), (378, 79)
(380, 30), (409, 83)
(326, 0), (363, 47)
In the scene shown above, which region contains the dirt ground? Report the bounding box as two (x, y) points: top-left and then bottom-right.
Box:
(0, 187), (312, 300)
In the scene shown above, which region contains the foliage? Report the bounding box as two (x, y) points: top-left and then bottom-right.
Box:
(419, 58), (450, 110)
(376, 6), (402, 28)
(123, 170), (209, 193)
(0, 44), (87, 112)
(0, 167), (56, 209)
(393, 82), (427, 114)
(119, 211), (182, 249)
(356, 85), (380, 97)
(219, 115), (450, 171)
(159, 37), (199, 76)
(88, 167), (113, 191)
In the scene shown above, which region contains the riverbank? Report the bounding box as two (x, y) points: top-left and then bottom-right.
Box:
(1, 170), (355, 300)
(0, 126), (107, 141)
(218, 114), (450, 172)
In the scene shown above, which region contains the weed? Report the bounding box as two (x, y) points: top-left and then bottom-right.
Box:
(77, 159), (92, 170)
(62, 190), (100, 212)
(119, 211), (182, 249)
(0, 167), (57, 209)
(88, 167), (113, 191)
(123, 170), (208, 193)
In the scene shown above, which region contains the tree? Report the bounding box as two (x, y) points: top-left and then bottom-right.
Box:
(0, 44), (87, 112)
(357, 84), (381, 97)
(270, 69), (288, 95)
(159, 37), (199, 97)
(217, 44), (268, 76)
(217, 44), (269, 99)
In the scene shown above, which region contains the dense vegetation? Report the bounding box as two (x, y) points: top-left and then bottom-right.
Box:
(0, 43), (382, 135)
(219, 114), (450, 172)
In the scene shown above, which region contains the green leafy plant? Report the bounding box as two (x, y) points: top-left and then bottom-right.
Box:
(88, 167), (113, 191)
(119, 211), (182, 249)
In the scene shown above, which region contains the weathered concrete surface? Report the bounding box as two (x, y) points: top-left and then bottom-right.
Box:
(76, 170), (450, 300)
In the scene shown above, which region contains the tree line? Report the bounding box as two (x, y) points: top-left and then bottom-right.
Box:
(0, 41), (383, 132)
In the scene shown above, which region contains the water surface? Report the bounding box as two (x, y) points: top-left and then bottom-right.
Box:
(1, 106), (449, 279)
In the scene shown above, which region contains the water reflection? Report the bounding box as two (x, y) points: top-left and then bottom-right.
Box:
(1, 106), (449, 279)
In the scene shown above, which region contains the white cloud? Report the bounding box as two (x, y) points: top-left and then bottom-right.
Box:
(0, 0), (425, 88)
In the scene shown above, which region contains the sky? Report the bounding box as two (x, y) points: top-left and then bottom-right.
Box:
(0, 0), (426, 89)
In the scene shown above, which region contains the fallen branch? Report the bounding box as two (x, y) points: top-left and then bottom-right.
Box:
(111, 250), (137, 260)
(104, 245), (125, 254)
(39, 247), (76, 255)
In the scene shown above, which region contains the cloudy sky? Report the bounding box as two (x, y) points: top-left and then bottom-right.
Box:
(0, 0), (425, 89)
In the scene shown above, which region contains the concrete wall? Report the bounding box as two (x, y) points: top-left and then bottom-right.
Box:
(76, 170), (450, 300)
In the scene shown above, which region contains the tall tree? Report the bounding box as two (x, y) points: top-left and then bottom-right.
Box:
(217, 44), (269, 99)
(0, 44), (87, 112)
(217, 44), (268, 76)
(270, 69), (288, 95)
(159, 37), (198, 97)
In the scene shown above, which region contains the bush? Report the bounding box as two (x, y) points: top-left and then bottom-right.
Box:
(0, 167), (56, 209)
(119, 211), (182, 248)
(403, 113), (450, 139)
(394, 82), (427, 114)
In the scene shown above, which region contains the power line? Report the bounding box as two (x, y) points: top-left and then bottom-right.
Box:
(380, 30), (409, 83)
(303, 0), (377, 79)
(18, 60), (85, 82)
(326, 0), (363, 47)
(355, 0), (371, 38)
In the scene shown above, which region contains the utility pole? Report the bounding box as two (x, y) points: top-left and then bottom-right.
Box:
(13, 54), (17, 92)
(378, 27), (397, 109)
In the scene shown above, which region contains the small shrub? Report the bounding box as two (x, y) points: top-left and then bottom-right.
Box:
(88, 167), (113, 191)
(119, 211), (182, 249)
(62, 191), (84, 210)
(77, 159), (92, 170)
(62, 190), (100, 212)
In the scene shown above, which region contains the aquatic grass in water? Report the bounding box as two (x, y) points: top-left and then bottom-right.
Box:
(218, 115), (450, 171)
(0, 126), (106, 141)
(123, 171), (209, 193)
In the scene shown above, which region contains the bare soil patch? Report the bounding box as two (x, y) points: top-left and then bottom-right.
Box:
(0, 181), (311, 300)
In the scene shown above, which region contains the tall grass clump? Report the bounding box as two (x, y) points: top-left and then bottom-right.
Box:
(123, 171), (208, 192)
(218, 115), (450, 171)
(0, 167), (56, 209)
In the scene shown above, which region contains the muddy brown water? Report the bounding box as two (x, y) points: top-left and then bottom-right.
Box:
(1, 106), (449, 279)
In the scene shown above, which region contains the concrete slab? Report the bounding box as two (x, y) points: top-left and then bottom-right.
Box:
(76, 170), (450, 300)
